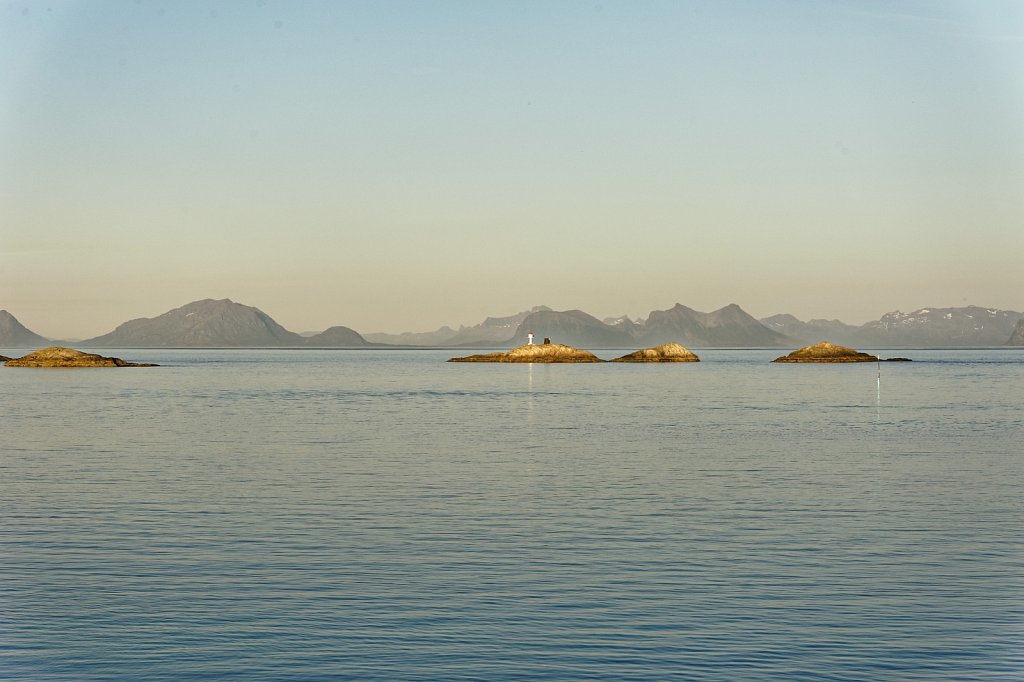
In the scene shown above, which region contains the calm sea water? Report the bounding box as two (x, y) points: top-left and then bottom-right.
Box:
(2, 348), (1022, 680)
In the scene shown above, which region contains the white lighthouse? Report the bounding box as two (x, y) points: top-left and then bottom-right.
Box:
(527, 330), (534, 345)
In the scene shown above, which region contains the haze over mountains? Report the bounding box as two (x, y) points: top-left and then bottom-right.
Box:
(364, 306), (552, 346)
(1011, 319), (1024, 346)
(82, 299), (308, 348)
(2, 299), (1023, 349)
(491, 304), (793, 349)
(27, 299), (370, 348)
(0, 310), (50, 347)
(761, 306), (1024, 348)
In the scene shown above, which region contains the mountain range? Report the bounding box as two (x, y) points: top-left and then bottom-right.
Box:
(7, 299), (370, 348)
(761, 306), (1024, 348)
(364, 306), (552, 346)
(2, 299), (1022, 349)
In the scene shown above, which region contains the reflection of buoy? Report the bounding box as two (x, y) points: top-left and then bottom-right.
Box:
(527, 331), (534, 345)
(877, 355), (881, 404)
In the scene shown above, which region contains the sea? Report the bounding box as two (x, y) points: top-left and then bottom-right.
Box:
(2, 347), (1021, 681)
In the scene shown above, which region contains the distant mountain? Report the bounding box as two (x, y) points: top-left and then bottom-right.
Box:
(365, 306), (552, 347)
(0, 310), (50, 347)
(448, 305), (552, 346)
(603, 315), (644, 336)
(761, 306), (1024, 347)
(639, 303), (792, 347)
(501, 304), (790, 348)
(1008, 319), (1024, 346)
(364, 326), (459, 346)
(512, 309), (635, 348)
(759, 314), (863, 346)
(304, 325), (369, 347)
(82, 299), (307, 347)
(22, 298), (1023, 350)
(857, 307), (1021, 347)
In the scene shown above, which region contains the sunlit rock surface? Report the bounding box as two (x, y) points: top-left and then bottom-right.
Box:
(5, 347), (158, 367)
(448, 343), (604, 363)
(772, 341), (878, 363)
(611, 343), (700, 363)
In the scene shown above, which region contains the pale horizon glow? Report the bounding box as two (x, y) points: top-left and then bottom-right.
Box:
(2, 1), (1022, 339)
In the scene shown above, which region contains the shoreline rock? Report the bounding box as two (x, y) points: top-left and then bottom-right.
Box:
(4, 346), (158, 367)
(772, 341), (878, 363)
(611, 343), (700, 363)
(449, 343), (604, 363)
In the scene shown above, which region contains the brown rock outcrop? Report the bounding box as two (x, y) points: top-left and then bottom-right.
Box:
(5, 347), (158, 367)
(611, 342), (700, 363)
(772, 341), (878, 363)
(448, 343), (604, 363)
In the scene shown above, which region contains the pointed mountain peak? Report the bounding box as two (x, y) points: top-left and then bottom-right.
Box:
(708, 303), (759, 323)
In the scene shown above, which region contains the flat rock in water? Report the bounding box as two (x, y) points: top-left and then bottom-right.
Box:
(773, 341), (878, 363)
(5, 346), (158, 367)
(611, 342), (700, 363)
(449, 343), (604, 363)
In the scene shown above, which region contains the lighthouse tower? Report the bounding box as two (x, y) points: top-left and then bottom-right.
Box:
(527, 331), (534, 345)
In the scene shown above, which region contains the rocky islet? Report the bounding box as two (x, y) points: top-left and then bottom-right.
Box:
(4, 347), (157, 367)
(611, 343), (700, 362)
(448, 343), (604, 363)
(771, 341), (915, 363)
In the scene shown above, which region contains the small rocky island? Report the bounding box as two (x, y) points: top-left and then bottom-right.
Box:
(449, 342), (604, 363)
(4, 347), (158, 367)
(611, 342), (700, 362)
(773, 341), (879, 363)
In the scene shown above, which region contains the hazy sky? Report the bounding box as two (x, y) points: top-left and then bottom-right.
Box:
(2, 0), (1022, 338)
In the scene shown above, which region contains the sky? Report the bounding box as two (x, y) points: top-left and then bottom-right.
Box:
(2, 0), (1022, 339)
